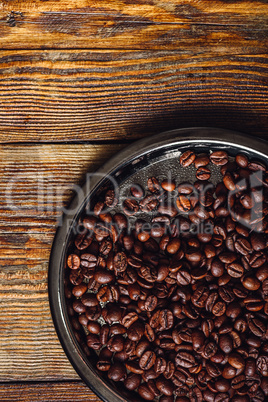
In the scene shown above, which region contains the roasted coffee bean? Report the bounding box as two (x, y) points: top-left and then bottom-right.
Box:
(206, 361), (222, 377)
(191, 286), (209, 308)
(80, 253), (97, 269)
(140, 194), (158, 212)
(227, 263), (244, 278)
(72, 282), (88, 297)
(113, 252), (127, 273)
(147, 176), (160, 193)
(211, 258), (224, 277)
(107, 335), (124, 352)
(219, 334), (233, 354)
(166, 238), (181, 254)
(248, 316), (266, 337)
(94, 268), (114, 284)
(123, 198), (139, 215)
(67, 253), (81, 270)
(231, 374), (246, 390)
(175, 351), (196, 368)
(139, 351), (156, 370)
(108, 362), (127, 381)
(223, 172), (236, 191)
(212, 301), (226, 316)
(74, 231), (93, 250)
(177, 269), (191, 286)
(127, 321), (144, 341)
(145, 295), (158, 311)
(196, 166), (211, 180)
(210, 151), (228, 165)
(161, 179), (176, 192)
(124, 372), (142, 390)
(180, 150), (196, 167)
(130, 184), (144, 199)
(195, 154), (210, 168)
(138, 383), (155, 400)
(81, 293), (98, 307)
(235, 238), (252, 255)
(176, 194), (191, 212)
(236, 154), (248, 168)
(228, 353), (245, 370)
(86, 334), (102, 350)
(242, 276), (261, 291)
(215, 378), (230, 392)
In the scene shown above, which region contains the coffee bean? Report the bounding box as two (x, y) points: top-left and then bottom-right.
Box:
(124, 372), (141, 390)
(196, 166), (211, 180)
(242, 276), (261, 291)
(161, 179), (176, 192)
(67, 254), (80, 269)
(113, 251), (127, 273)
(248, 316), (266, 337)
(211, 258), (224, 277)
(139, 350), (156, 370)
(191, 286), (209, 308)
(222, 364), (237, 379)
(223, 172), (236, 191)
(212, 301), (226, 316)
(261, 377), (268, 396)
(177, 269), (191, 286)
(94, 268), (114, 284)
(138, 383), (155, 400)
(72, 283), (88, 297)
(158, 204), (178, 217)
(206, 361), (222, 377)
(176, 195), (191, 212)
(203, 341), (218, 359)
(75, 232), (93, 250)
(215, 378), (230, 392)
(235, 238), (252, 255)
(175, 351), (196, 368)
(86, 333), (102, 350)
(227, 263), (244, 278)
(231, 374), (246, 389)
(195, 154), (210, 168)
(145, 295), (158, 312)
(219, 334), (233, 354)
(180, 150), (196, 167)
(140, 194), (158, 212)
(228, 353), (245, 369)
(130, 184), (144, 198)
(123, 198), (139, 215)
(210, 151), (228, 165)
(166, 238), (181, 254)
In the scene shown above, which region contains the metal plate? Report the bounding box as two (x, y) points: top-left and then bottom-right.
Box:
(48, 127), (268, 402)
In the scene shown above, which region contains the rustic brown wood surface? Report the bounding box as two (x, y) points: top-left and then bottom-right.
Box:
(0, 50), (267, 142)
(0, 0), (267, 400)
(0, 381), (100, 401)
(0, 0), (267, 50)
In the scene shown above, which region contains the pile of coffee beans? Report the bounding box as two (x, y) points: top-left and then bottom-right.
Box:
(65, 149), (268, 401)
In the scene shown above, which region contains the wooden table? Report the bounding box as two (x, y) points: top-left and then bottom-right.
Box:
(0, 1), (267, 401)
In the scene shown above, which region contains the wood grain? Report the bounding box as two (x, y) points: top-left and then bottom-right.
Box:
(0, 143), (123, 381)
(0, 0), (267, 50)
(0, 381), (101, 402)
(0, 50), (267, 143)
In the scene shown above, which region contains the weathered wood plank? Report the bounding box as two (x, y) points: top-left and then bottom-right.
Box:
(0, 143), (123, 381)
(0, 0), (267, 50)
(0, 381), (101, 401)
(0, 50), (267, 142)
